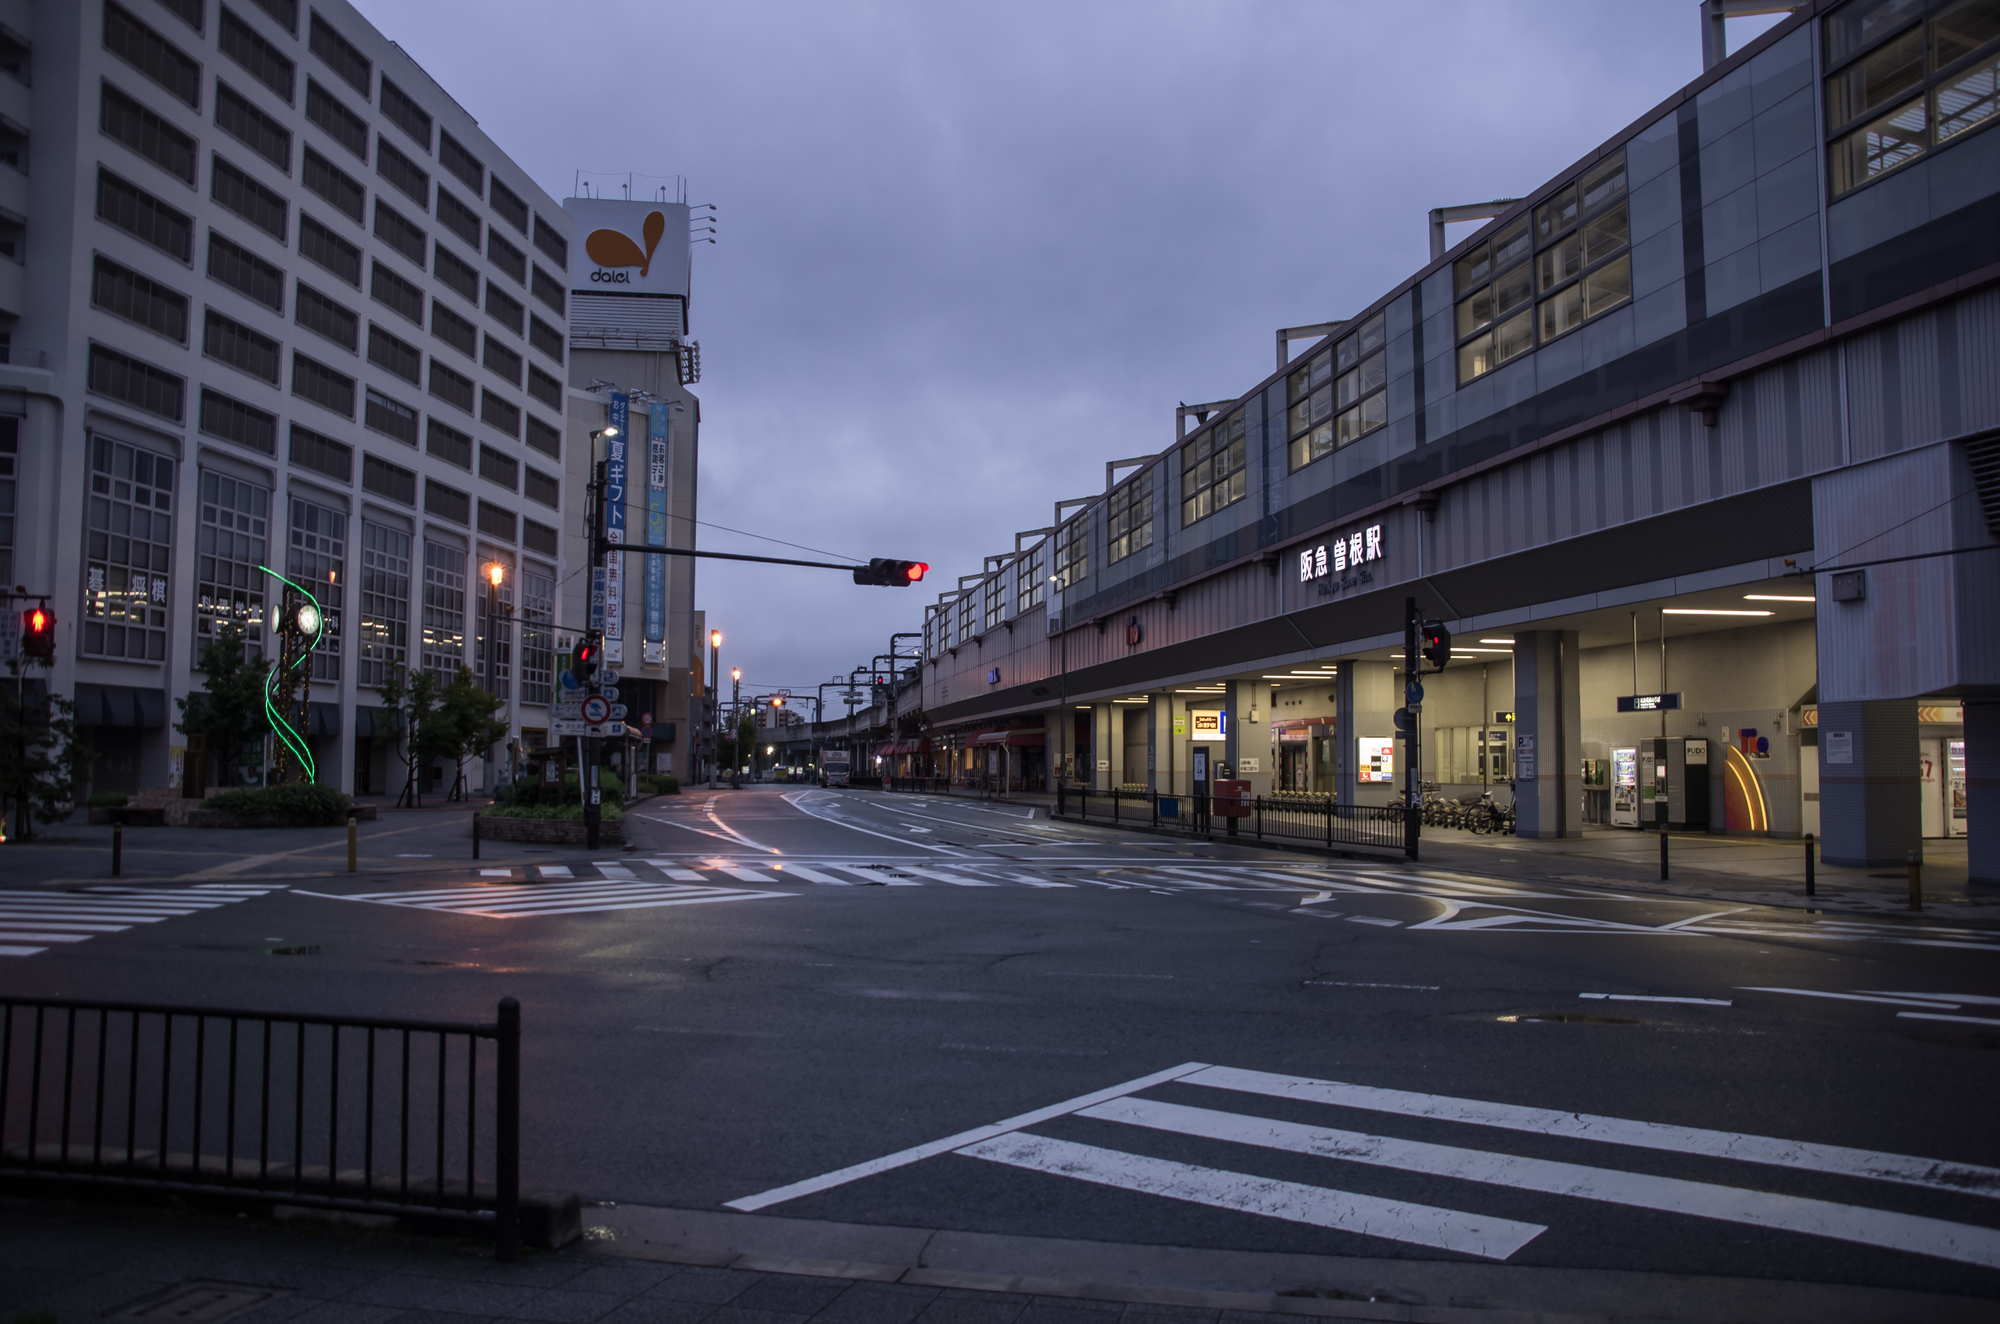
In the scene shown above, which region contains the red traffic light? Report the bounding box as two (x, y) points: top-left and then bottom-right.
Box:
(1421, 622), (1452, 671)
(21, 604), (54, 660)
(905, 562), (927, 582)
(853, 558), (929, 587)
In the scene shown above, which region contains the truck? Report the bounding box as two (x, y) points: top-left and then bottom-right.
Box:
(820, 748), (850, 787)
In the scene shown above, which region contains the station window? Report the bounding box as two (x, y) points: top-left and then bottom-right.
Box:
(1824, 0), (2000, 198)
(1533, 152), (1630, 345)
(958, 592), (975, 644)
(1290, 313), (1390, 470)
(1181, 411), (1246, 526)
(1107, 468), (1154, 564)
(1454, 217), (1533, 384)
(1055, 514), (1088, 588)
(1017, 539), (1047, 612)
(983, 576), (1005, 632)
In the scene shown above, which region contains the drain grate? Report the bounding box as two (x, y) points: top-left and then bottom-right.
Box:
(113, 1281), (290, 1322)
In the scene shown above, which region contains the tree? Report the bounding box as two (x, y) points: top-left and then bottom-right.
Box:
(1, 660), (93, 840)
(434, 666), (508, 800)
(175, 623), (271, 790)
(375, 662), (439, 807)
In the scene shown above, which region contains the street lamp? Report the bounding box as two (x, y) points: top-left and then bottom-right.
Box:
(731, 667), (742, 784)
(707, 629), (722, 789)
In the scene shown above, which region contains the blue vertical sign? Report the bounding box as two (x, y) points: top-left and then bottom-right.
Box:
(644, 406), (667, 645)
(604, 393), (628, 663)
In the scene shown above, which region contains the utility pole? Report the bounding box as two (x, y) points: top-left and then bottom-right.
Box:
(1403, 596), (1421, 862)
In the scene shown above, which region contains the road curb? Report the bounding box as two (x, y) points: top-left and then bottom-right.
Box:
(583, 1202), (1995, 1323)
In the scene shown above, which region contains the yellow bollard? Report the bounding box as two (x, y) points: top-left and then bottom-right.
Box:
(1907, 849), (1922, 911)
(348, 815), (357, 873)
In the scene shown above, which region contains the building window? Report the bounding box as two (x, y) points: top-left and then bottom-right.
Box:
(1454, 217), (1532, 384)
(195, 468), (267, 657)
(308, 11), (370, 96)
(528, 315), (563, 364)
(475, 546), (513, 696)
(248, 0), (298, 33)
(370, 260), (425, 325)
(0, 419), (15, 587)
(439, 131), (484, 194)
(157, 0), (204, 33)
(530, 265), (565, 317)
(212, 155), (287, 241)
(1055, 515), (1087, 589)
(1534, 151), (1630, 344)
(301, 147), (365, 222)
(429, 360), (474, 413)
(100, 82), (197, 185)
(289, 424), (353, 483)
(526, 365), (562, 410)
(478, 444), (518, 491)
(425, 477), (469, 524)
(98, 168), (193, 262)
(375, 137), (429, 208)
(362, 453), (416, 506)
(483, 336), (523, 386)
(299, 213), (362, 285)
(524, 467), (558, 508)
(205, 309), (280, 383)
(521, 563), (554, 706)
(218, 10), (294, 103)
(436, 189), (482, 247)
(373, 199), (428, 266)
(532, 214), (567, 268)
(215, 81), (291, 169)
(434, 242), (480, 302)
(358, 519), (410, 687)
(89, 343), (184, 419)
(526, 414), (561, 459)
(104, 2), (201, 109)
(367, 322), (422, 384)
(427, 417), (472, 468)
(1017, 539), (1047, 612)
(292, 352), (355, 416)
(421, 539), (465, 677)
(1825, 0), (2000, 197)
(305, 77), (368, 160)
(1181, 411), (1246, 526)
(288, 496), (345, 681)
(489, 178), (529, 234)
(83, 435), (174, 660)
(983, 577), (1005, 632)
(476, 500), (516, 542)
(200, 387), (277, 454)
(1106, 469), (1153, 564)
(522, 519), (558, 558)
(210, 233), (285, 310)
(488, 230), (527, 284)
(364, 387), (418, 445)
(486, 283), (525, 336)
(480, 388), (520, 437)
(94, 255), (188, 341)
(379, 77), (432, 151)
(1290, 314), (1389, 472)
(432, 300), (477, 357)
(296, 281), (359, 350)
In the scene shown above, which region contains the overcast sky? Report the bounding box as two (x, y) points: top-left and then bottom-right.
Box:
(360, 1), (1785, 707)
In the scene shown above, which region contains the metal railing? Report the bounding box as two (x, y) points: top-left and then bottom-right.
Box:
(0, 995), (522, 1257)
(1054, 786), (1408, 853)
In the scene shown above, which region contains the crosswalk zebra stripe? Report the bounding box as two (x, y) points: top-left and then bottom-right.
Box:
(641, 861), (709, 882)
(773, 866), (853, 885)
(897, 868), (998, 887)
(0, 887), (277, 958)
(956, 1132), (1545, 1259)
(595, 862), (637, 879)
(538, 866), (575, 879)
(469, 891), (791, 918)
(0, 932), (95, 943)
(1184, 1065), (2000, 1199)
(723, 867), (781, 884)
(1081, 1095), (2000, 1270)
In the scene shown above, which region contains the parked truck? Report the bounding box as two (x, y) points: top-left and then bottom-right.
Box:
(820, 748), (850, 787)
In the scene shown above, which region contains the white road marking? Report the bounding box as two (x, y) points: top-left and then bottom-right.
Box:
(0, 887), (278, 958)
(479, 869), (515, 877)
(783, 793), (957, 853)
(1186, 1065), (2000, 1199)
(1306, 981), (1439, 990)
(642, 860), (710, 882)
(297, 880), (791, 919)
(594, 862), (636, 880)
(722, 867), (782, 885)
(1898, 1011), (2000, 1027)
(1006, 875), (1075, 888)
(772, 865), (852, 885)
(957, 1132), (1544, 1259)
(1738, 987), (1961, 1009)
(537, 866), (575, 880)
(723, 1062), (1211, 1211)
(1861, 990), (2000, 1005)
(897, 867), (998, 887)
(1580, 993), (1733, 1006)
(1346, 915), (1401, 927)
(1084, 1095), (2000, 1270)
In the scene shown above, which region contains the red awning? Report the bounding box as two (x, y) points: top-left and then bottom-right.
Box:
(875, 743), (896, 759)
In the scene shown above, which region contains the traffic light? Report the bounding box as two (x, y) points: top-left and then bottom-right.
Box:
(574, 631), (602, 689)
(1421, 622), (1452, 671)
(852, 558), (928, 586)
(21, 603), (54, 660)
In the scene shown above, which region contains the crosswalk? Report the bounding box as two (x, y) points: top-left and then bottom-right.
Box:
(0, 884), (279, 958)
(728, 1061), (2000, 1269)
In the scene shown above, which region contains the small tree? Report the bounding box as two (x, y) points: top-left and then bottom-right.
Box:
(1, 659), (94, 840)
(176, 623), (272, 791)
(375, 662), (437, 807)
(435, 666), (507, 800)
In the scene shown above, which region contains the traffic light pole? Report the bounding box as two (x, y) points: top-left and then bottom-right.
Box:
(1403, 596), (1421, 863)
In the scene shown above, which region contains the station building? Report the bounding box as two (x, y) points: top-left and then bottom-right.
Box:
(878, 0), (2000, 876)
(0, 0), (700, 800)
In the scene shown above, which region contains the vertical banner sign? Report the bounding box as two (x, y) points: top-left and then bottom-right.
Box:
(604, 393), (629, 664)
(645, 407), (668, 645)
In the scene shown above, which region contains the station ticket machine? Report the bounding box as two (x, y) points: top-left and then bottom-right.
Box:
(1612, 739), (1708, 829)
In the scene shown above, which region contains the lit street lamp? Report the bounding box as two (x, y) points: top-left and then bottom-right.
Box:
(707, 629), (722, 788)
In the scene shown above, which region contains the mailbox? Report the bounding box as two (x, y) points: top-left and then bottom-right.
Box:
(1213, 779), (1252, 818)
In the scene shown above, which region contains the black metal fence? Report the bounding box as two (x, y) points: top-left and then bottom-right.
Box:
(0, 995), (521, 1257)
(1054, 786), (1408, 853)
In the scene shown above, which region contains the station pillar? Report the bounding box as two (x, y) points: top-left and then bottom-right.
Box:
(1334, 661), (1396, 806)
(1817, 701), (1921, 867)
(1968, 702), (2000, 887)
(1094, 703), (1116, 791)
(1513, 630), (1581, 839)
(1147, 693), (1173, 795)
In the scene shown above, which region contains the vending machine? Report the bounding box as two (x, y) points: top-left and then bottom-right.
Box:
(1647, 737), (1710, 829)
(1611, 748), (1639, 827)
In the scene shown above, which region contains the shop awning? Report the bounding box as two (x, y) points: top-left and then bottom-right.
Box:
(975, 730), (1046, 747)
(875, 742), (896, 759)
(73, 683), (167, 728)
(354, 706), (388, 738)
(309, 702), (340, 737)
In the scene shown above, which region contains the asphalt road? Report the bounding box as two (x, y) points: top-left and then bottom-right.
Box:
(5, 784), (2000, 1302)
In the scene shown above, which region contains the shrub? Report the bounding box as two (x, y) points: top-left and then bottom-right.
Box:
(88, 791), (130, 808)
(481, 801), (621, 821)
(657, 775), (680, 795)
(205, 784), (351, 826)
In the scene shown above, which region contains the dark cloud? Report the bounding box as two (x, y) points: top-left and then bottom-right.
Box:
(362, 1), (1782, 698)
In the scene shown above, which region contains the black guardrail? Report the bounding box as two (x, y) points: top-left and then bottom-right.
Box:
(0, 995), (523, 1257)
(1054, 785), (1408, 853)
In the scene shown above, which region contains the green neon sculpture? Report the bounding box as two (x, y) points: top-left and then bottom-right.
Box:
(259, 566), (323, 784)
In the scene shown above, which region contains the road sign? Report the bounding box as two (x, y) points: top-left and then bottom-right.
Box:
(609, 704), (628, 720)
(551, 702), (582, 720)
(560, 669), (580, 691)
(551, 718), (589, 736)
(587, 721), (627, 738)
(641, 711), (653, 726)
(601, 686), (620, 703)
(601, 669), (621, 685)
(581, 695), (611, 724)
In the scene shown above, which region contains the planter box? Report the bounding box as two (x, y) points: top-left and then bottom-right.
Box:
(477, 815), (623, 845)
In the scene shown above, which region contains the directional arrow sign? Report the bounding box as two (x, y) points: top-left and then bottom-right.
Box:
(551, 702), (582, 720)
(601, 669), (621, 685)
(609, 704), (628, 720)
(601, 686), (620, 703)
(551, 718), (589, 736)
(581, 695), (611, 724)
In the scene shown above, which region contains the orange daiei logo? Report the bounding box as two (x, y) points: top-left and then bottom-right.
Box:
(585, 211), (667, 275)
